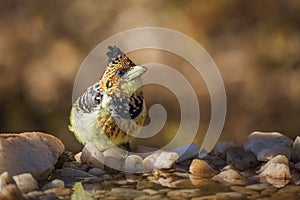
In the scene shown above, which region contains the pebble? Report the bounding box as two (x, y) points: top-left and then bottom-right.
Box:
(0, 132), (64, 180)
(88, 168), (107, 176)
(167, 189), (202, 198)
(26, 191), (45, 199)
(294, 162), (300, 171)
(213, 169), (247, 185)
(246, 183), (268, 191)
(12, 173), (38, 193)
(74, 152), (82, 163)
(0, 171), (12, 188)
(243, 131), (292, 161)
(189, 159), (218, 178)
(110, 187), (145, 198)
(257, 155), (291, 188)
(124, 155), (144, 173)
(172, 143), (201, 162)
(0, 184), (25, 200)
(81, 142), (104, 169)
(143, 188), (159, 195)
(214, 141), (235, 160)
(291, 136), (300, 163)
(191, 195), (216, 200)
(44, 187), (72, 196)
(42, 179), (65, 190)
(226, 147), (259, 171)
(230, 186), (258, 195)
(143, 151), (179, 171)
(215, 192), (245, 200)
(260, 186), (278, 195)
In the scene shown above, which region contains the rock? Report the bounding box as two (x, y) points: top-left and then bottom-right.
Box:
(246, 183), (268, 191)
(214, 141), (235, 160)
(81, 142), (104, 169)
(124, 155), (144, 173)
(0, 184), (25, 200)
(172, 143), (200, 162)
(295, 162), (300, 171)
(88, 168), (107, 176)
(0, 172), (13, 189)
(243, 131), (292, 161)
(167, 189), (202, 198)
(215, 192), (245, 200)
(292, 171), (300, 185)
(230, 186), (258, 195)
(13, 173), (38, 193)
(74, 152), (82, 163)
(110, 187), (145, 199)
(189, 159), (218, 178)
(226, 147), (259, 171)
(42, 179), (65, 190)
(257, 155), (291, 188)
(203, 155), (227, 170)
(291, 136), (300, 162)
(142, 189), (158, 195)
(143, 151), (179, 171)
(191, 195), (216, 200)
(0, 132), (64, 180)
(103, 147), (127, 170)
(213, 169), (247, 185)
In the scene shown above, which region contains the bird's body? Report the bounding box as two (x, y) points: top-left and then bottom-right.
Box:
(69, 46), (147, 151)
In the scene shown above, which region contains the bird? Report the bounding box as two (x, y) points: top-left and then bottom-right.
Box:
(69, 46), (147, 151)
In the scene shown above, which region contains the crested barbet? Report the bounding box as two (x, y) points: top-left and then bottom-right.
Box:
(69, 46), (147, 151)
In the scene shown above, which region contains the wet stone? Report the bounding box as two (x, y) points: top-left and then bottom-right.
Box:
(226, 146), (259, 171)
(260, 186), (278, 195)
(172, 143), (201, 162)
(245, 183), (268, 191)
(258, 155), (291, 188)
(191, 195), (216, 200)
(291, 136), (300, 163)
(215, 192), (246, 200)
(143, 151), (179, 171)
(167, 189), (202, 198)
(124, 155), (144, 173)
(13, 173), (38, 193)
(230, 185), (258, 195)
(42, 179), (64, 190)
(214, 141), (235, 160)
(213, 169), (247, 186)
(88, 167), (107, 176)
(243, 131), (292, 161)
(81, 142), (105, 169)
(142, 188), (159, 195)
(110, 187), (145, 198)
(189, 159), (218, 178)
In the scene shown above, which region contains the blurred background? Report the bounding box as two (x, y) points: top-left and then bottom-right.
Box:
(0, 0), (300, 152)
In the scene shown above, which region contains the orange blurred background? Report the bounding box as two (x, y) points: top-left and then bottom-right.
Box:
(0, 0), (300, 152)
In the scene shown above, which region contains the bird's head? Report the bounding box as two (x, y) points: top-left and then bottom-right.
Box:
(99, 46), (147, 96)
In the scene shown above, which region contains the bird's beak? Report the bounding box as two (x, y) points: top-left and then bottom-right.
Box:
(122, 66), (147, 81)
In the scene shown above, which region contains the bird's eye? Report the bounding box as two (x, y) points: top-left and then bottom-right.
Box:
(116, 69), (126, 77)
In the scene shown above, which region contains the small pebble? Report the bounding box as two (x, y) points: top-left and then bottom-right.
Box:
(215, 192), (245, 199)
(214, 141), (235, 160)
(143, 188), (158, 195)
(88, 168), (107, 176)
(124, 155), (144, 173)
(213, 169), (247, 185)
(189, 159), (217, 178)
(167, 189), (202, 198)
(13, 173), (38, 193)
(246, 183), (268, 191)
(143, 151), (179, 171)
(81, 142), (104, 169)
(291, 136), (300, 163)
(42, 179), (64, 190)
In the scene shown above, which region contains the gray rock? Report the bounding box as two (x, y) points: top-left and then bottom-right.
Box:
(13, 173), (38, 193)
(124, 155), (144, 173)
(214, 141), (235, 160)
(226, 146), (259, 171)
(88, 168), (107, 176)
(42, 179), (65, 190)
(243, 131), (292, 161)
(291, 136), (300, 162)
(257, 155), (291, 188)
(172, 143), (200, 162)
(189, 159), (218, 178)
(81, 142), (104, 169)
(143, 151), (179, 171)
(0, 132), (65, 180)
